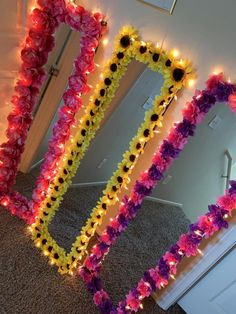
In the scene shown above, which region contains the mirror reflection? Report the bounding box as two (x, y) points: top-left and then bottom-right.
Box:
(48, 63), (164, 252)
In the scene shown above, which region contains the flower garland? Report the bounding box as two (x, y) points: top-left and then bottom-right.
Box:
(31, 25), (194, 274)
(0, 0), (106, 223)
(79, 73), (236, 314)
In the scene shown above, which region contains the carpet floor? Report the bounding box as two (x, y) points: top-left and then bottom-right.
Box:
(0, 171), (190, 314)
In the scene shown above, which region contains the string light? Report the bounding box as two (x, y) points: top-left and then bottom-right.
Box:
(197, 249), (204, 256)
(172, 49), (180, 58)
(188, 79), (196, 88)
(103, 38), (109, 46)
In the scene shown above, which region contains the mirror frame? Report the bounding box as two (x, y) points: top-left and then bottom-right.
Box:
(80, 74), (236, 313)
(31, 25), (193, 274)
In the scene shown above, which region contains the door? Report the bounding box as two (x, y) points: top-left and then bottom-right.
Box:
(178, 247), (236, 314)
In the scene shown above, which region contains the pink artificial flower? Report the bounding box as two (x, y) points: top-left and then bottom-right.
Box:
(152, 152), (170, 172)
(74, 53), (95, 73)
(139, 171), (155, 189)
(30, 8), (57, 33)
(149, 268), (168, 289)
(130, 191), (143, 205)
(217, 195), (236, 214)
(126, 292), (141, 312)
(137, 279), (151, 298)
(26, 30), (55, 52)
(19, 66), (46, 88)
(63, 89), (82, 110)
(163, 252), (178, 274)
(68, 74), (90, 94)
(80, 36), (98, 52)
(228, 93), (236, 113)
(206, 73), (224, 90)
(65, 4), (85, 31)
(101, 233), (111, 245)
(110, 218), (120, 231)
(91, 245), (103, 259)
(21, 48), (47, 68)
(93, 290), (109, 306)
(80, 12), (101, 38)
(198, 216), (217, 238)
(84, 256), (96, 271)
(177, 234), (198, 257)
(155, 275), (168, 289)
(168, 128), (187, 150)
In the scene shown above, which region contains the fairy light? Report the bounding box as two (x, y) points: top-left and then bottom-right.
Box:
(196, 93), (202, 100)
(194, 230), (203, 237)
(188, 79), (196, 88)
(197, 249), (203, 256)
(224, 214), (229, 219)
(103, 38), (109, 46)
(36, 241), (41, 248)
(172, 49), (180, 58)
(213, 67), (223, 75)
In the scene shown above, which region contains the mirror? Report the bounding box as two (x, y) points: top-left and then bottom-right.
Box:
(97, 102), (236, 305)
(48, 64), (164, 253)
(15, 26), (191, 274)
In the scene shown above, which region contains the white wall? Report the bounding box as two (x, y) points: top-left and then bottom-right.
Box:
(152, 104), (236, 222)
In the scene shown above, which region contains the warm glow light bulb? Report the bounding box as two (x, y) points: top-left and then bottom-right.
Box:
(103, 38), (109, 46)
(172, 49), (180, 58)
(188, 79), (196, 88)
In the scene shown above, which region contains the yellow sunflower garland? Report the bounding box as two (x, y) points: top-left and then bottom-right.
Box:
(31, 26), (194, 274)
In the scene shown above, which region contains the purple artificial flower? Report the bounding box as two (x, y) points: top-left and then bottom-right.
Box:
(229, 180), (236, 195)
(98, 300), (115, 314)
(134, 181), (152, 197)
(215, 81), (235, 102)
(126, 200), (140, 218)
(106, 226), (118, 240)
(148, 164), (163, 181)
(158, 258), (170, 280)
(189, 223), (204, 241)
(98, 242), (110, 252)
(160, 140), (181, 160)
(87, 277), (103, 294)
(143, 271), (156, 292)
(208, 205), (229, 230)
(118, 214), (129, 229)
(169, 244), (183, 262)
(193, 90), (216, 113)
(176, 118), (196, 137)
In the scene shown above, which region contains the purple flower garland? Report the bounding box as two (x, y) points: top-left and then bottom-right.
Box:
(79, 73), (236, 314)
(0, 0), (106, 223)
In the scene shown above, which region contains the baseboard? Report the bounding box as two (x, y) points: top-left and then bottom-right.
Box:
(70, 181), (182, 208)
(70, 181), (107, 188)
(30, 158), (43, 171)
(146, 196), (183, 208)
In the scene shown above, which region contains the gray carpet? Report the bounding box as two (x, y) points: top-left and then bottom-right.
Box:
(0, 170), (189, 314)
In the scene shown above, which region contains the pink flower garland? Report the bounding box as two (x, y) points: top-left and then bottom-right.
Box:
(80, 74), (236, 314)
(0, 0), (106, 223)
